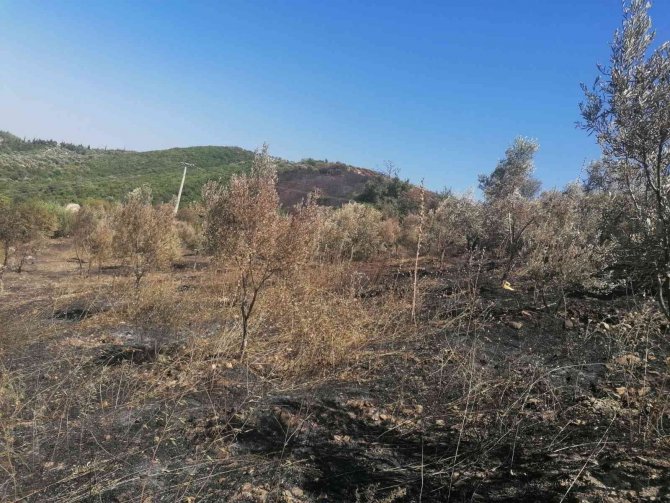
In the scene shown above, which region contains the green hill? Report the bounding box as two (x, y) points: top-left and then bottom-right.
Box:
(0, 131), (424, 213)
(0, 131), (255, 204)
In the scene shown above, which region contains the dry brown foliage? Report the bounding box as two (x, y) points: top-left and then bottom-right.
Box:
(203, 145), (320, 355)
(113, 185), (179, 287)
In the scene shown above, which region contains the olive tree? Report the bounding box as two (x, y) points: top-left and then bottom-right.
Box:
(319, 202), (386, 261)
(113, 186), (179, 287)
(580, 0), (670, 317)
(203, 145), (320, 356)
(479, 137), (541, 280)
(72, 206), (114, 274)
(0, 200), (56, 274)
(428, 191), (484, 262)
(524, 185), (611, 311)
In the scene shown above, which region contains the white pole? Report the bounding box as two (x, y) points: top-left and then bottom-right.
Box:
(174, 163), (191, 215)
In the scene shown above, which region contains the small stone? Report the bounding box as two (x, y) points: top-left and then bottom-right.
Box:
(614, 353), (641, 366)
(564, 319), (575, 329)
(290, 487), (304, 498)
(508, 321), (523, 330)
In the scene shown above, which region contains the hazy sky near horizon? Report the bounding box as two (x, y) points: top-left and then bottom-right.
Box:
(2, 1), (669, 191)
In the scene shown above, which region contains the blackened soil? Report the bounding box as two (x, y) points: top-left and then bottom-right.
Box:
(2, 265), (669, 502)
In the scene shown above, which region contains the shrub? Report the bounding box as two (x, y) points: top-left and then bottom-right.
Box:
(175, 203), (204, 253)
(112, 186), (179, 287)
(428, 191), (484, 260)
(0, 200), (57, 272)
(203, 145), (320, 355)
(523, 185), (611, 309)
(72, 206), (114, 274)
(319, 202), (386, 261)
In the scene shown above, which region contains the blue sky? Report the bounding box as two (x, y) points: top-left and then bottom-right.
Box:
(1, 1), (669, 191)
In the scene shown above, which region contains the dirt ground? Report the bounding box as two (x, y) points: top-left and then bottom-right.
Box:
(0, 240), (669, 502)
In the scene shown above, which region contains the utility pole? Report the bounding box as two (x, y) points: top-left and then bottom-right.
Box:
(174, 162), (193, 216)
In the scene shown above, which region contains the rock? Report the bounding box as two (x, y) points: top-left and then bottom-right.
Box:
(290, 487), (304, 498)
(507, 321), (523, 330)
(614, 386), (627, 397)
(564, 319), (575, 329)
(581, 472), (607, 489)
(614, 353), (641, 366)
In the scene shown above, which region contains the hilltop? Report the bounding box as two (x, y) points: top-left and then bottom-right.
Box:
(0, 130), (388, 207)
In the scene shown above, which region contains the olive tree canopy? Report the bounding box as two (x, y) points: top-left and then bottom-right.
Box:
(478, 137), (541, 202)
(580, 0), (670, 316)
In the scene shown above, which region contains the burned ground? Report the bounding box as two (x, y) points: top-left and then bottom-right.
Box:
(0, 241), (668, 502)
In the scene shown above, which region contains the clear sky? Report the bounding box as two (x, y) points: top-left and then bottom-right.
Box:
(1, 1), (669, 191)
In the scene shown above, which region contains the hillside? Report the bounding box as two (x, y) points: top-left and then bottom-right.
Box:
(0, 131), (383, 206)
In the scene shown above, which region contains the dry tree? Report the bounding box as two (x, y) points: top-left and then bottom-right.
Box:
(0, 200), (57, 273)
(72, 206), (115, 274)
(411, 182), (425, 323)
(113, 185), (179, 288)
(318, 202), (386, 261)
(203, 145), (320, 356)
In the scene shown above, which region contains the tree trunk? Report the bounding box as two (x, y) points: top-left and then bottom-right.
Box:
(240, 306), (249, 358)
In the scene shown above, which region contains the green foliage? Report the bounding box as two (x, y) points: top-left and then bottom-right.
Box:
(0, 131), (426, 220)
(478, 137), (541, 201)
(0, 133), (254, 205)
(580, 0), (670, 318)
(355, 175), (416, 217)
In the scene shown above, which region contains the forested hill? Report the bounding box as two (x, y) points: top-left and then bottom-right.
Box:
(0, 131), (396, 208)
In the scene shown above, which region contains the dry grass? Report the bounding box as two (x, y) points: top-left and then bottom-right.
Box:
(1, 234), (669, 501)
